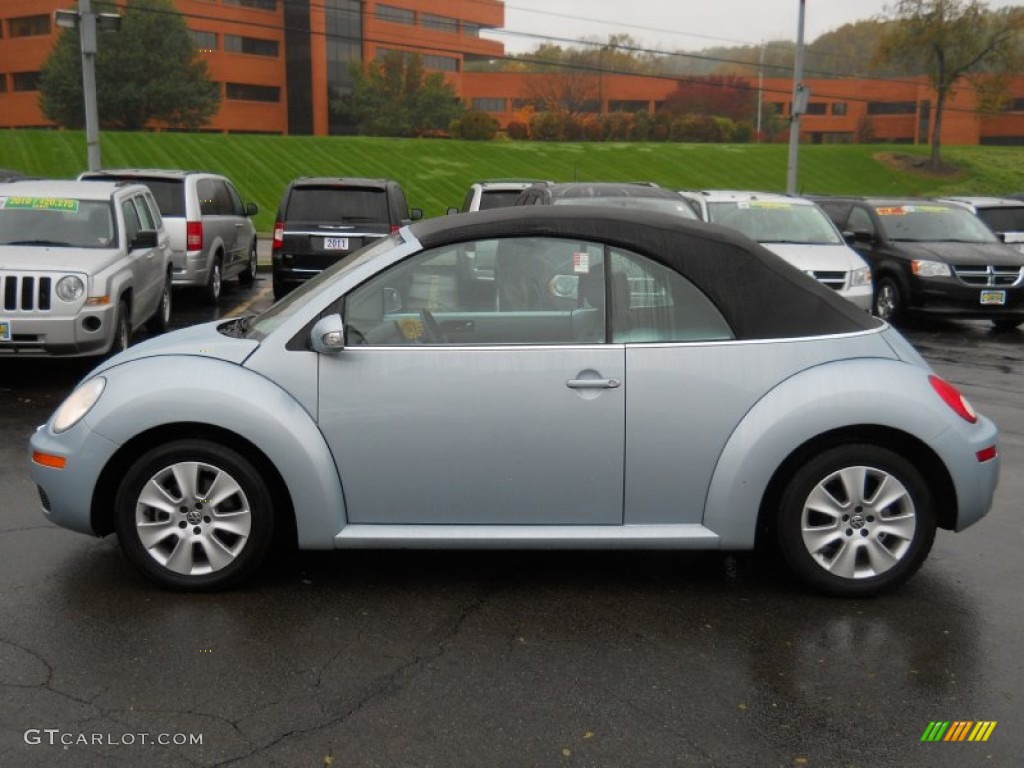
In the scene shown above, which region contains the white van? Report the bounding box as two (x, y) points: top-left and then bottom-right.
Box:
(679, 190), (873, 311)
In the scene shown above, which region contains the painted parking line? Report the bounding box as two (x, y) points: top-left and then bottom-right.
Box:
(223, 279), (273, 318)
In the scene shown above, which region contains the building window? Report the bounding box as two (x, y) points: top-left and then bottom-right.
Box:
(0, 76), (7, 93)
(422, 54), (458, 72)
(222, 0), (277, 10)
(867, 101), (917, 115)
(12, 72), (41, 92)
(225, 35), (279, 57)
(190, 30), (218, 52)
(9, 15), (51, 37)
(225, 83), (280, 102)
(421, 14), (458, 33)
(376, 4), (414, 24)
(461, 22), (481, 37)
(831, 102), (848, 116)
(766, 101), (786, 116)
(805, 102), (827, 115)
(609, 100), (649, 113)
(472, 97), (506, 112)
(1007, 98), (1024, 112)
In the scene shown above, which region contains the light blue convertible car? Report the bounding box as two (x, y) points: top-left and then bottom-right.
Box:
(30, 207), (1000, 595)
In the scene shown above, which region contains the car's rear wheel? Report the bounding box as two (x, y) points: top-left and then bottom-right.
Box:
(239, 242), (257, 286)
(146, 272), (172, 333)
(776, 444), (936, 597)
(873, 276), (903, 322)
(204, 256), (222, 304)
(991, 315), (1023, 331)
(114, 439), (274, 590)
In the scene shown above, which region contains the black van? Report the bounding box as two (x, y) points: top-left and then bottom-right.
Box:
(271, 177), (421, 299)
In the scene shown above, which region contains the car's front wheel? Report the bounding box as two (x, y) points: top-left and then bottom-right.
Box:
(873, 276), (904, 322)
(146, 272), (172, 333)
(114, 439), (275, 590)
(776, 443), (936, 597)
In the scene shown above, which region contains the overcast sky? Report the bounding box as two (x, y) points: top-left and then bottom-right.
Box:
(491, 0), (1022, 54)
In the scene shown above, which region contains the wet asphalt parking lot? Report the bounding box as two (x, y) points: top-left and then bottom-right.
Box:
(1, 269), (1022, 768)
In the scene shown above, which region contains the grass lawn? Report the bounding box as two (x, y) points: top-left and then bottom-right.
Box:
(1, 130), (1020, 233)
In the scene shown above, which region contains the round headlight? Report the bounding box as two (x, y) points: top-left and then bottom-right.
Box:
(53, 377), (106, 433)
(56, 275), (86, 303)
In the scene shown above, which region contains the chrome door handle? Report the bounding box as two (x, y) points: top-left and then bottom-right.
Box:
(566, 378), (621, 390)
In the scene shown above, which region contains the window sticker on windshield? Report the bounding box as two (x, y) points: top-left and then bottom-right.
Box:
(573, 251), (590, 274)
(0, 197), (80, 213)
(876, 206), (906, 216)
(876, 205), (947, 216)
(749, 201), (793, 210)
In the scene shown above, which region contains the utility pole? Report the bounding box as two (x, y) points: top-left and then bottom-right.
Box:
(786, 0), (808, 195)
(756, 42), (765, 143)
(55, 2), (121, 171)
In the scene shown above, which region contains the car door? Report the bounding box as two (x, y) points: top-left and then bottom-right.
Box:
(320, 235), (625, 526)
(223, 180), (252, 272)
(120, 196), (162, 325)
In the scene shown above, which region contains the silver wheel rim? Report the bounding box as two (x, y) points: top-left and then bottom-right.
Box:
(134, 461), (252, 576)
(800, 465), (916, 580)
(249, 247), (257, 275)
(211, 264), (221, 299)
(161, 281), (171, 324)
(876, 283), (896, 319)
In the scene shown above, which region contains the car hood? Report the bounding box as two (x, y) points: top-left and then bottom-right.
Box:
(0, 244), (122, 273)
(90, 320), (259, 375)
(759, 242), (866, 272)
(891, 241), (1024, 266)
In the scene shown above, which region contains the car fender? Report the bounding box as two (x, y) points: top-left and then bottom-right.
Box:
(703, 358), (969, 548)
(82, 356), (345, 548)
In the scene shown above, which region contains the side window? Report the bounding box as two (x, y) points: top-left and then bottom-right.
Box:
(197, 179), (217, 216)
(847, 206), (875, 236)
(344, 237), (606, 346)
(224, 182), (244, 216)
(121, 199), (142, 245)
(144, 193), (163, 228)
(608, 248), (733, 343)
(132, 195), (155, 231)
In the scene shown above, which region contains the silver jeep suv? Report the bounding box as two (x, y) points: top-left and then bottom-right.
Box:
(80, 169), (258, 303)
(0, 179), (172, 357)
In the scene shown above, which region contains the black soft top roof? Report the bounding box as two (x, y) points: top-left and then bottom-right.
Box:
(410, 206), (880, 340)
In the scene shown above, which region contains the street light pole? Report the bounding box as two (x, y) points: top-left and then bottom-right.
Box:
(78, 0), (102, 170)
(785, 0), (807, 194)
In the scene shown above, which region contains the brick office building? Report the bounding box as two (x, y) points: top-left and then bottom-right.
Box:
(2, 1), (1023, 145)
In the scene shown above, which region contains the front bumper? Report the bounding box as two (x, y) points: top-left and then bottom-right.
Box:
(910, 277), (1024, 318)
(0, 303), (118, 357)
(30, 420), (121, 535)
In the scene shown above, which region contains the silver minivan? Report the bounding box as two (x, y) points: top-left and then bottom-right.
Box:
(80, 169), (258, 303)
(679, 190), (873, 311)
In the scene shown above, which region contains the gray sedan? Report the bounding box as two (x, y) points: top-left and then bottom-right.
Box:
(29, 208), (1000, 596)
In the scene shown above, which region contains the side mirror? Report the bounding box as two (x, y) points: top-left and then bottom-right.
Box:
(847, 230), (874, 245)
(131, 230), (158, 249)
(410, 208), (423, 221)
(310, 314), (346, 354)
(246, 202), (258, 217)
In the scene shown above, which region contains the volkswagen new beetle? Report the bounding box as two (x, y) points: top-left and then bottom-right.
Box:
(30, 207), (1000, 596)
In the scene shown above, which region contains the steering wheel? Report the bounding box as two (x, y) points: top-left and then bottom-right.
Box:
(419, 309), (447, 344)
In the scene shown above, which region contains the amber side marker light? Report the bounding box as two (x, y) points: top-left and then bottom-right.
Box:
(32, 451), (67, 469)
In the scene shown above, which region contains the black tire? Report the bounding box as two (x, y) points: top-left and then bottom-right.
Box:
(204, 255), (223, 304)
(776, 443), (936, 597)
(239, 242), (258, 287)
(873, 276), (904, 323)
(109, 299), (131, 357)
(114, 439), (275, 591)
(272, 277), (288, 301)
(991, 315), (1023, 331)
(146, 272), (172, 333)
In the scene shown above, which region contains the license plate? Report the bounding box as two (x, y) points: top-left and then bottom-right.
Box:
(0, 320), (10, 341)
(980, 290), (1006, 305)
(323, 237), (349, 251)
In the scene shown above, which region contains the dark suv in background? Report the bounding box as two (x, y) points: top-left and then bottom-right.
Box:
(814, 197), (1024, 329)
(271, 177), (421, 299)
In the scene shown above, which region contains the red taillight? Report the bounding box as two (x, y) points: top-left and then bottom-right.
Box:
(272, 222), (284, 250)
(186, 220), (203, 251)
(929, 375), (978, 424)
(976, 445), (998, 462)
(390, 224), (400, 234)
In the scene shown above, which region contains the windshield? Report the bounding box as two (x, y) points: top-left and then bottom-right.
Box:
(244, 232), (403, 340)
(0, 197), (116, 248)
(707, 201), (842, 244)
(553, 197), (698, 218)
(286, 187), (390, 223)
(875, 204), (999, 243)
